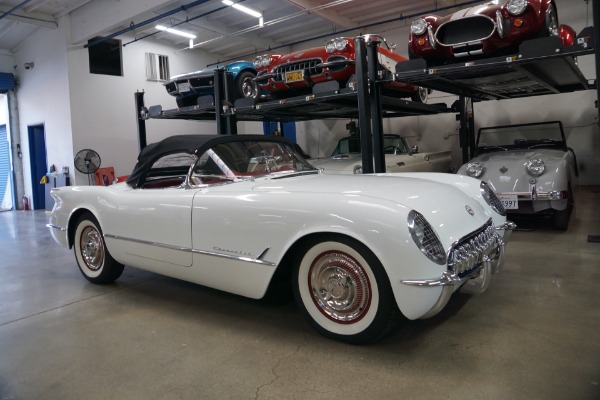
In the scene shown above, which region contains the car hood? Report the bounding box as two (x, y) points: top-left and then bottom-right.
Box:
(251, 174), (491, 239)
(310, 154), (361, 171)
(470, 149), (566, 165)
(448, 2), (501, 19)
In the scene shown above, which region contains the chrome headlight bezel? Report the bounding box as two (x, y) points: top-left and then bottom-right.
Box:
(411, 18), (428, 36)
(507, 0), (528, 16)
(466, 162), (484, 178)
(526, 158), (545, 176)
(253, 55), (272, 68)
(325, 38), (348, 53)
(407, 210), (447, 265)
(480, 181), (506, 216)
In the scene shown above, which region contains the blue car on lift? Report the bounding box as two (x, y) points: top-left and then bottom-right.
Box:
(164, 61), (257, 108)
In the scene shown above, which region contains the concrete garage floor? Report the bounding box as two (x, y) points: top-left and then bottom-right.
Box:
(0, 188), (599, 400)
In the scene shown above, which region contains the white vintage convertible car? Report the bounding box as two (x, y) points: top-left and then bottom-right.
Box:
(48, 134), (514, 344)
(457, 121), (578, 230)
(311, 134), (452, 174)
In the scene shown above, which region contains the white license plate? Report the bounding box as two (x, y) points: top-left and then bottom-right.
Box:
(177, 82), (191, 92)
(498, 195), (518, 210)
(285, 70), (304, 83)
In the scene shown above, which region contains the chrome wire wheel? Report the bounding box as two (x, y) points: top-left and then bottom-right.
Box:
(73, 212), (124, 284)
(293, 236), (398, 344)
(79, 225), (104, 272)
(308, 250), (371, 323)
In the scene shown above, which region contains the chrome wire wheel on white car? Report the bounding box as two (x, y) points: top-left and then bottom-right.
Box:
(73, 212), (124, 284)
(293, 235), (399, 344)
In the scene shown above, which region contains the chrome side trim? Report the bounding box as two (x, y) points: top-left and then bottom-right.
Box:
(104, 234), (277, 267)
(46, 223), (66, 232)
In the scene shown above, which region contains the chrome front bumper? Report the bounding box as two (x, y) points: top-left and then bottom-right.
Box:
(499, 188), (567, 201)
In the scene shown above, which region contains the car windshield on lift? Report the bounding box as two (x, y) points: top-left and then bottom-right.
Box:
(333, 134), (409, 156)
(476, 122), (566, 155)
(192, 139), (316, 182)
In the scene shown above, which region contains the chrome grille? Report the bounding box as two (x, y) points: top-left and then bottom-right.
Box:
(273, 59), (322, 81)
(436, 15), (495, 46)
(448, 221), (496, 277)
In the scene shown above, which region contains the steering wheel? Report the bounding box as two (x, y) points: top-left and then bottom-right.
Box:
(384, 145), (403, 155)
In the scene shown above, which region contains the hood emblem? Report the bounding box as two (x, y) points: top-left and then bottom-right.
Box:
(499, 166), (508, 174)
(465, 205), (474, 216)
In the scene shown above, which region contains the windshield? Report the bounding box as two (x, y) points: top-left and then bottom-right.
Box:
(192, 139), (316, 183)
(476, 122), (566, 155)
(332, 134), (409, 156)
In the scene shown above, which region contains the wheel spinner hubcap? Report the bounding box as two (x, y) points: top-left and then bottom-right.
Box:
(80, 226), (104, 271)
(309, 251), (371, 323)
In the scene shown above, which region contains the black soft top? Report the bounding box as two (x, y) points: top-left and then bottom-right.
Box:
(126, 134), (294, 188)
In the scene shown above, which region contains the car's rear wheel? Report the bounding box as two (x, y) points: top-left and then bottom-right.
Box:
(73, 212), (124, 284)
(293, 235), (399, 344)
(235, 70), (258, 99)
(411, 86), (429, 103)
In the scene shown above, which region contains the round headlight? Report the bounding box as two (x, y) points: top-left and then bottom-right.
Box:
(325, 40), (336, 53)
(507, 0), (528, 16)
(480, 181), (506, 216)
(407, 210), (447, 265)
(526, 158), (545, 176)
(353, 165), (363, 174)
(260, 55), (272, 67)
(334, 38), (348, 51)
(466, 162), (484, 178)
(411, 18), (428, 35)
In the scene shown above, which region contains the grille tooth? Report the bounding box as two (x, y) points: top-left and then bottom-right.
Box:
(273, 59), (323, 81)
(448, 221), (496, 277)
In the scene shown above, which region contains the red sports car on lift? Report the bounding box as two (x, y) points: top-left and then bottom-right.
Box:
(408, 0), (576, 63)
(254, 35), (429, 102)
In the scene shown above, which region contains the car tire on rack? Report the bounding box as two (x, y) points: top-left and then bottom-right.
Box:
(236, 70), (258, 99)
(292, 234), (399, 344)
(73, 212), (124, 284)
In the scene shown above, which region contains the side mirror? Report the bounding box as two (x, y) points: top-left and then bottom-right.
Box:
(390, 43), (397, 51)
(412, 145), (419, 154)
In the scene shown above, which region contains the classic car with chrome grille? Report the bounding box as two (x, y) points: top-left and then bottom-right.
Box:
(164, 61), (257, 108)
(311, 133), (452, 174)
(457, 121), (577, 230)
(48, 134), (514, 344)
(408, 0), (576, 63)
(254, 35), (428, 102)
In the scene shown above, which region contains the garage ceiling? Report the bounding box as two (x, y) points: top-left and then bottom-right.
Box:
(0, 0), (467, 60)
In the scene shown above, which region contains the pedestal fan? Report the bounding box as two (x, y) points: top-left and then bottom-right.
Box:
(74, 149), (101, 185)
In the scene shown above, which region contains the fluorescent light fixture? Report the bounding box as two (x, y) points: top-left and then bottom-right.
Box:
(222, 0), (262, 19)
(155, 25), (197, 39)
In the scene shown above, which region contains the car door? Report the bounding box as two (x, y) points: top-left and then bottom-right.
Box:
(114, 187), (196, 267)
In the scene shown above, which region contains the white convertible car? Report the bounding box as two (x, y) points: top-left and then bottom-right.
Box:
(49, 134), (514, 343)
(457, 121), (578, 230)
(311, 134), (452, 174)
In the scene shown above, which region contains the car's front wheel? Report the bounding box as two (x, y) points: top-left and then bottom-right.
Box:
(293, 235), (399, 344)
(235, 70), (258, 99)
(411, 86), (429, 103)
(73, 212), (124, 284)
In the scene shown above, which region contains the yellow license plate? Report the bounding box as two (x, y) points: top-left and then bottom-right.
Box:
(285, 70), (304, 83)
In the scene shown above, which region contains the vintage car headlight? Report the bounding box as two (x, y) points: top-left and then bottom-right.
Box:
(353, 165), (363, 174)
(325, 38), (349, 53)
(526, 158), (545, 176)
(253, 55), (272, 68)
(480, 181), (506, 216)
(466, 162), (484, 178)
(411, 18), (428, 35)
(507, 0), (528, 16)
(407, 210), (447, 265)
